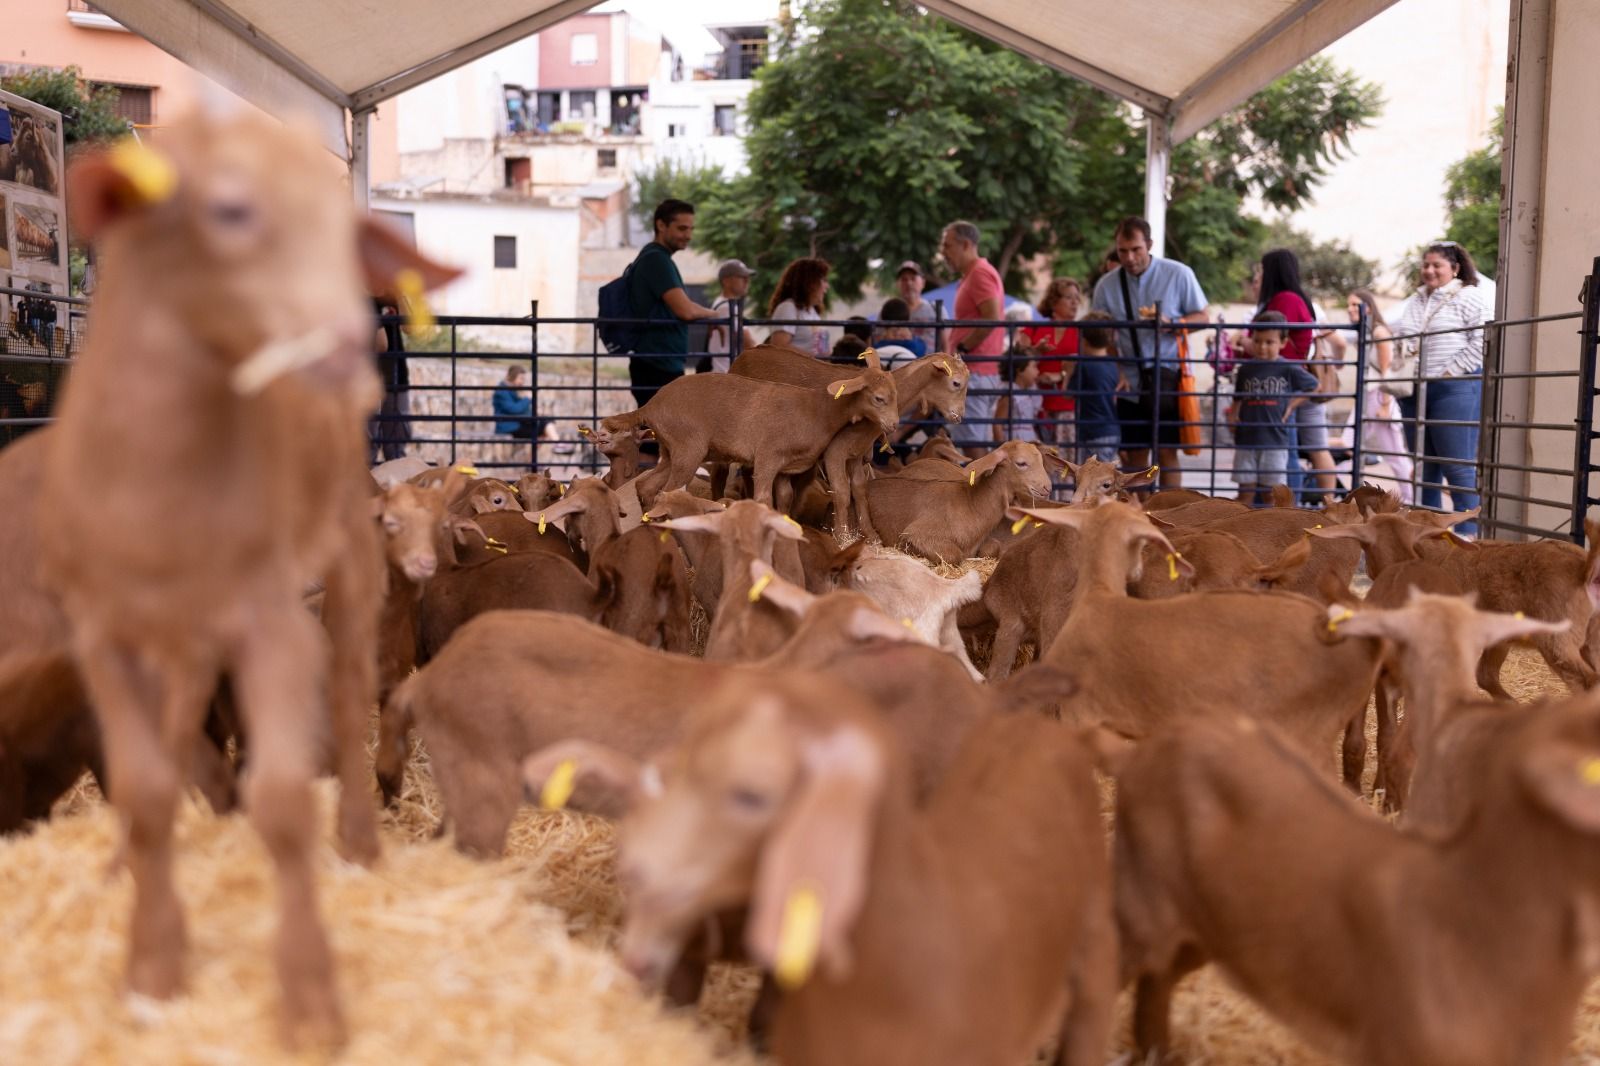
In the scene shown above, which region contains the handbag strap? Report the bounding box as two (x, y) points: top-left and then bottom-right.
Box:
(1118, 269), (1145, 362)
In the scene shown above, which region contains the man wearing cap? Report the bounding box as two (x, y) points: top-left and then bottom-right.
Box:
(895, 260), (936, 350)
(705, 259), (758, 374)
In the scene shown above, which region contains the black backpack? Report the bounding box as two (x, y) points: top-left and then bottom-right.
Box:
(596, 267), (637, 354)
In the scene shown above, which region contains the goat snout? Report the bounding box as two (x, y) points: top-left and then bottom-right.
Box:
(402, 553), (438, 581)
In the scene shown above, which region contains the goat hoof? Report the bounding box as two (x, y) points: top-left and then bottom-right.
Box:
(127, 947), (185, 1001)
(336, 806), (381, 867)
(281, 990), (346, 1053)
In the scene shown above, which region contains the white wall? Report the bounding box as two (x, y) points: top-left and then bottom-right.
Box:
(1288, 0), (1509, 283)
(373, 196), (581, 350)
(641, 76), (753, 173)
(396, 37), (541, 153)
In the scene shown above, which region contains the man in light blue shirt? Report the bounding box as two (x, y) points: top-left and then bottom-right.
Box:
(1089, 216), (1209, 487)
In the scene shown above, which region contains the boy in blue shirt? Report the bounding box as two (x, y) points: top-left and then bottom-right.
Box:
(1228, 310), (1320, 506)
(1070, 311), (1124, 462)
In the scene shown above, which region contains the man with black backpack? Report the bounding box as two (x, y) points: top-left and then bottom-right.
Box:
(610, 198), (719, 407)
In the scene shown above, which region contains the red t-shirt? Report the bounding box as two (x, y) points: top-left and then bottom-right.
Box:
(953, 258), (1006, 374)
(1021, 324), (1077, 412)
(1263, 291), (1314, 360)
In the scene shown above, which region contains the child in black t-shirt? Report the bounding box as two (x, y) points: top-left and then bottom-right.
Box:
(1228, 310), (1320, 506)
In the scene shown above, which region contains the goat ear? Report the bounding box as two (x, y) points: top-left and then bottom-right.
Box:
(1269, 483), (1296, 508)
(747, 721), (885, 988)
(1519, 740), (1600, 836)
(1327, 606), (1398, 642)
(1081, 725), (1137, 776)
(857, 348), (883, 371)
(1118, 464), (1160, 490)
(1256, 537), (1313, 586)
(1040, 448), (1071, 471)
(749, 561), (815, 617)
(1009, 505), (1086, 531)
(655, 513), (724, 535)
(828, 376), (870, 399)
(67, 141), (179, 242)
(1477, 611), (1569, 650)
(522, 740), (648, 813)
(828, 538), (869, 581)
(844, 604), (923, 645)
(764, 512), (808, 542)
(450, 517), (488, 546)
(358, 217), (463, 297)
(435, 467), (472, 507)
(965, 448), (1011, 480)
(1306, 524), (1374, 545)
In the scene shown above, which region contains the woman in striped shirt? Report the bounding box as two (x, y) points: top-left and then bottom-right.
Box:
(1391, 241), (1486, 534)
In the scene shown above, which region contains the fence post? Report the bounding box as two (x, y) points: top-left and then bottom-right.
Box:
(933, 299), (945, 356)
(1351, 307), (1367, 490)
(1480, 319), (1503, 537)
(1571, 258), (1600, 543)
(730, 297), (744, 362)
(529, 299), (540, 472)
(449, 321), (458, 466)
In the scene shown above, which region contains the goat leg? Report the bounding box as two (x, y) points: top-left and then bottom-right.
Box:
(1052, 904), (1119, 1066)
(76, 637), (205, 1000)
(232, 610), (345, 1049)
(321, 519), (384, 866)
(1475, 643), (1515, 701)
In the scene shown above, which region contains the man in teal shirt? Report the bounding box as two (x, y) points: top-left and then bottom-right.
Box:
(627, 199), (718, 406)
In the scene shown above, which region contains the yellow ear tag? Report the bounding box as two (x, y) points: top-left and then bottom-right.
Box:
(454, 464), (479, 477)
(1147, 465), (1159, 477)
(507, 484), (521, 496)
(577, 424), (594, 437)
(538, 513), (547, 534)
(936, 359), (952, 375)
(900, 617), (915, 629)
(540, 759), (578, 810)
(834, 384), (847, 400)
(774, 885), (824, 991)
(1011, 516), (1030, 535)
(1033, 521), (1044, 530)
(782, 515), (802, 529)
(485, 536), (506, 547)
(1326, 607), (1355, 634)
(395, 268), (435, 331)
(879, 440), (892, 454)
(659, 530), (670, 544)
(640, 511), (652, 523)
(488, 543), (509, 555)
(1580, 757), (1600, 787)
(108, 138), (178, 205)
(968, 470), (977, 487)
(1166, 553), (1180, 582)
(748, 572), (773, 603)
(558, 482), (567, 497)
(1515, 611), (1526, 620)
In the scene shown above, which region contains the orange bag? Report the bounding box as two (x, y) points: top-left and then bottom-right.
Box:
(1176, 331), (1202, 456)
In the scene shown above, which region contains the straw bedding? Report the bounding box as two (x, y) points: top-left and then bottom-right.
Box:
(4, 574), (1597, 1064)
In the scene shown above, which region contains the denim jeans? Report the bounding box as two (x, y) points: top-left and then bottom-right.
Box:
(1399, 376), (1481, 534)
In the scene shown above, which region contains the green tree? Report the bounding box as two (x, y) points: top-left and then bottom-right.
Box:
(694, 0), (1382, 307)
(2, 66), (130, 146)
(1260, 220), (1379, 302)
(1442, 111), (1501, 272)
(629, 156), (730, 229)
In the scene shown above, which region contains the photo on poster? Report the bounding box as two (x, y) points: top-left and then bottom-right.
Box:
(0, 105), (63, 197)
(14, 203), (60, 267)
(0, 191), (10, 270)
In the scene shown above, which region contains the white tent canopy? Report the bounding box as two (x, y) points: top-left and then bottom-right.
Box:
(86, 0), (1403, 250)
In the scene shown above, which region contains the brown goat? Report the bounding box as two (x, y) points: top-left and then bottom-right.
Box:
(532, 672), (1116, 1066)
(379, 581), (926, 847)
(37, 115), (458, 1045)
(657, 500), (811, 660)
(1024, 502), (1382, 785)
(1190, 506), (1362, 602)
(452, 507), (582, 567)
(605, 369), (898, 511)
(1414, 517), (1600, 694)
(416, 551), (612, 662)
(731, 346), (972, 533)
(534, 477), (693, 651)
(1111, 702), (1600, 1066)
(1333, 594), (1566, 816)
(866, 440), (1059, 561)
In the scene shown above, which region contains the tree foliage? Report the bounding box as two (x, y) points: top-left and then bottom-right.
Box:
(1260, 221), (1379, 302)
(629, 156), (730, 228)
(1442, 110), (1501, 273)
(690, 0), (1382, 307)
(1, 66), (130, 146)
